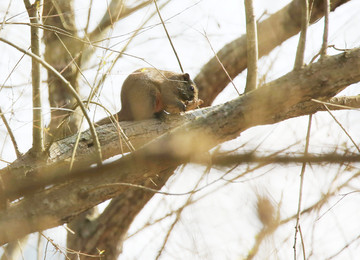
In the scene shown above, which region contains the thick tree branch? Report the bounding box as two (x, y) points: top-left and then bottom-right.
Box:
(0, 48), (359, 245)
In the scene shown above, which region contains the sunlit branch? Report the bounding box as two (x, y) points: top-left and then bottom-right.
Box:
(244, 0), (258, 93)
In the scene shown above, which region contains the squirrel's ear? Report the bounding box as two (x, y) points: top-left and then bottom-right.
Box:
(183, 73), (190, 81)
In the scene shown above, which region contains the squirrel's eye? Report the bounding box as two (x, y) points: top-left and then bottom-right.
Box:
(189, 85), (194, 92)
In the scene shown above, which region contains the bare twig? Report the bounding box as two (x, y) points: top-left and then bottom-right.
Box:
(0, 0), (12, 34)
(294, 0), (309, 70)
(293, 115), (312, 260)
(84, 0), (93, 34)
(323, 104), (360, 153)
(244, 0), (258, 93)
(0, 37), (103, 165)
(89, 0), (153, 42)
(311, 97), (360, 110)
(203, 31), (241, 95)
(0, 108), (21, 158)
(155, 171), (208, 259)
(326, 233), (360, 260)
(153, 0), (184, 73)
(24, 0), (44, 154)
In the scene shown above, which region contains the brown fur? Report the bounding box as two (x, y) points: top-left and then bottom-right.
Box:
(96, 68), (203, 125)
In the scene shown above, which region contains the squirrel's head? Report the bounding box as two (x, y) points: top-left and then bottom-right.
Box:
(175, 73), (198, 102)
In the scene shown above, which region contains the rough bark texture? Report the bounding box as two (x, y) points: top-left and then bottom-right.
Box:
(0, 47), (359, 247)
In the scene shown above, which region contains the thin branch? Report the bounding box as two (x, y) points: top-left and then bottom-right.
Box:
(294, 0), (309, 70)
(3, 20), (176, 70)
(311, 97), (360, 110)
(153, 0), (184, 72)
(298, 225), (306, 260)
(0, 0), (12, 33)
(320, 0), (330, 59)
(244, 0), (258, 93)
(0, 108), (21, 158)
(293, 115), (312, 260)
(24, 0), (44, 154)
(326, 233), (360, 260)
(89, 0), (153, 42)
(155, 171), (207, 259)
(295, 0), (309, 70)
(0, 37), (103, 165)
(323, 104), (360, 153)
(202, 31), (241, 95)
(83, 0), (93, 35)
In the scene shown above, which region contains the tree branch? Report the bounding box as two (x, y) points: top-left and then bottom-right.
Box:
(0, 48), (359, 245)
(244, 0), (258, 93)
(294, 0), (309, 70)
(195, 0), (350, 105)
(0, 108), (21, 158)
(24, 0), (44, 154)
(320, 0), (331, 58)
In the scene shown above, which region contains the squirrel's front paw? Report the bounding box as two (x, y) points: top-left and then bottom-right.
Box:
(185, 98), (203, 111)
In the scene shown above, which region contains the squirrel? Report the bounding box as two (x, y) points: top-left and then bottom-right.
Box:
(96, 68), (203, 125)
